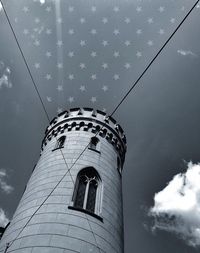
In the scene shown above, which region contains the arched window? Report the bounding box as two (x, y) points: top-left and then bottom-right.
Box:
(55, 136), (66, 149)
(90, 136), (99, 149)
(89, 137), (100, 152)
(73, 167), (101, 214)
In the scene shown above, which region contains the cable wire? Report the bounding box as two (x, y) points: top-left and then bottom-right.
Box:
(0, 2), (51, 123)
(111, 0), (200, 116)
(0, 1), (102, 252)
(1, 0), (199, 252)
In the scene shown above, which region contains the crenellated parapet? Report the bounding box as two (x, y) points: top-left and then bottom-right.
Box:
(0, 107), (126, 253)
(41, 108), (127, 163)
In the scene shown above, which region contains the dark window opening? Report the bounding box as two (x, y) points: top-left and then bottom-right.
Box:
(86, 179), (98, 212)
(55, 136), (66, 149)
(117, 156), (122, 175)
(89, 137), (99, 150)
(73, 167), (101, 214)
(0, 222), (10, 240)
(74, 175), (87, 208)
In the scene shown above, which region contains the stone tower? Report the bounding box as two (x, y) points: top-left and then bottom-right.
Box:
(0, 108), (127, 253)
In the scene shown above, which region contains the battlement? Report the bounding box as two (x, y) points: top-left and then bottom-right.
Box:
(42, 108), (127, 162)
(0, 107), (126, 252)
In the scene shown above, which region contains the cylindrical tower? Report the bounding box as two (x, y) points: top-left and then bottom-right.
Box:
(0, 108), (127, 253)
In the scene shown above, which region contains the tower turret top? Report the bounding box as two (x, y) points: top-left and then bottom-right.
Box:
(42, 107), (127, 163)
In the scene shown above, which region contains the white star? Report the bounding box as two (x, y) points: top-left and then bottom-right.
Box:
(170, 18), (175, 23)
(57, 63), (63, 69)
(91, 97), (97, 103)
(91, 74), (97, 80)
(57, 108), (63, 114)
(114, 51), (120, 57)
(125, 40), (131, 46)
(68, 29), (74, 35)
(102, 17), (108, 24)
(80, 85), (86, 92)
(68, 74), (74, 80)
(136, 29), (142, 35)
(34, 40), (40, 46)
(68, 51), (74, 57)
(113, 29), (120, 35)
(113, 6), (119, 12)
(80, 18), (86, 24)
(80, 63), (86, 69)
(23, 29), (29, 35)
(90, 29), (97, 35)
(102, 63), (108, 69)
(113, 74), (119, 80)
(102, 40), (108, 46)
(47, 96), (52, 102)
(68, 97), (74, 103)
(124, 63), (131, 69)
(136, 51), (142, 58)
(159, 6), (165, 12)
(68, 6), (74, 12)
(148, 18), (153, 24)
(102, 108), (106, 112)
(102, 85), (108, 92)
(46, 51), (52, 57)
(80, 40), (86, 46)
(197, 4), (200, 8)
(181, 6), (185, 11)
(57, 85), (63, 91)
(46, 6), (51, 12)
(35, 17), (40, 24)
(57, 18), (62, 24)
(125, 17), (131, 24)
(159, 29), (165, 35)
(91, 6), (96, 12)
(23, 6), (29, 13)
(147, 40), (154, 46)
(91, 51), (97, 57)
(45, 74), (52, 80)
(46, 28), (52, 35)
(34, 63), (40, 69)
(136, 6), (142, 12)
(57, 40), (63, 47)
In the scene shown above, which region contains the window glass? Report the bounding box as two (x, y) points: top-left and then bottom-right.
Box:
(74, 168), (101, 214)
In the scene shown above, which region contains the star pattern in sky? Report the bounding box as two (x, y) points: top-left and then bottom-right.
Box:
(1, 0), (198, 114)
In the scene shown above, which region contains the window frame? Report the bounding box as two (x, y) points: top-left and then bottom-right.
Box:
(52, 135), (66, 151)
(69, 167), (103, 221)
(88, 136), (101, 153)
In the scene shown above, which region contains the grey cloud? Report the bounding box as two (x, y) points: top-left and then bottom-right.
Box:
(0, 208), (9, 227)
(0, 62), (12, 89)
(0, 169), (14, 194)
(149, 163), (200, 248)
(177, 49), (197, 57)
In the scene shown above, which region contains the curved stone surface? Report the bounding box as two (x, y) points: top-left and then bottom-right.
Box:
(0, 108), (126, 253)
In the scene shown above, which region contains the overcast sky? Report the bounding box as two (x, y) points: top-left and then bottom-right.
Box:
(1, 0), (200, 252)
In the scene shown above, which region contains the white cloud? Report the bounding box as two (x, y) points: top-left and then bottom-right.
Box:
(149, 162), (200, 247)
(0, 3), (2, 12)
(0, 208), (9, 227)
(0, 169), (14, 194)
(177, 49), (197, 57)
(0, 62), (12, 89)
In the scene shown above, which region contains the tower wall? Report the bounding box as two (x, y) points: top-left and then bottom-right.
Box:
(0, 108), (126, 253)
